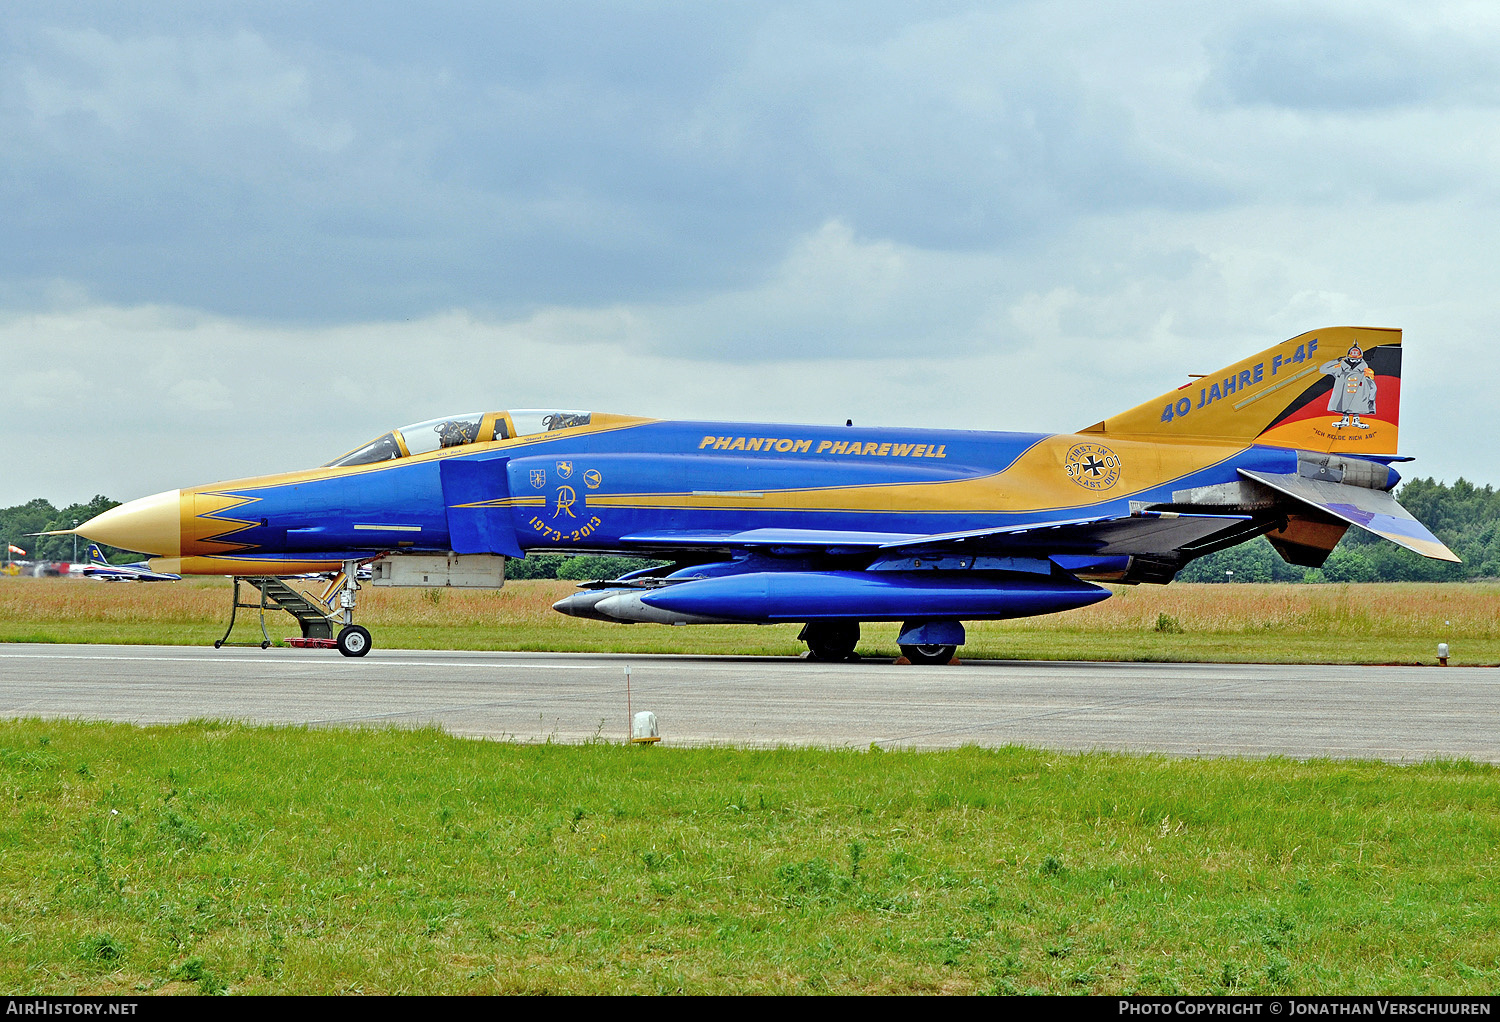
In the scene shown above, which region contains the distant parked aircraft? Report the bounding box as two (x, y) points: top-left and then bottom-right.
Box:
(77, 543), (181, 582)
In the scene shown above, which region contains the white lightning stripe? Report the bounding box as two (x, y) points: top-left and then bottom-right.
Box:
(353, 524), (422, 531)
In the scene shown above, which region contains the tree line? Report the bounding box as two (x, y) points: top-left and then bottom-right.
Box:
(1177, 477), (1499, 582)
(4, 476), (1496, 580)
(0, 496), (121, 563)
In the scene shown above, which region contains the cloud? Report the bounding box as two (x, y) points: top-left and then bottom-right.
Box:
(1205, 4), (1500, 112)
(165, 377), (233, 413)
(3, 193), (1493, 509)
(19, 27), (353, 149)
(0, 5), (1231, 321)
(2, 2), (1498, 506)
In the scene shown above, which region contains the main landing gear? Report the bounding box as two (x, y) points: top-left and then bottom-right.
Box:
(799, 620), (860, 661)
(799, 620), (965, 665)
(899, 643), (958, 666)
(895, 620), (965, 666)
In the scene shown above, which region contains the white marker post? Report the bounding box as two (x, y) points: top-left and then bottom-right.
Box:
(624, 664), (659, 744)
(632, 711), (660, 745)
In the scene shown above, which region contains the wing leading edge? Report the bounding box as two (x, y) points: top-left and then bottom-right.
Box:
(619, 512), (1253, 561)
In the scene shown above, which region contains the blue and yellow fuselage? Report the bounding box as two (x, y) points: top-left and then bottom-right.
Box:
(84, 413), (1294, 576)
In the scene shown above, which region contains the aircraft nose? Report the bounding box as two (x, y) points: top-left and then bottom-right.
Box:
(75, 489), (182, 557)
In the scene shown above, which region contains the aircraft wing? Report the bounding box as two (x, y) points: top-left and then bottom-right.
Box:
(876, 512), (1254, 558)
(618, 513), (1251, 560)
(1238, 469), (1460, 561)
(616, 528), (929, 551)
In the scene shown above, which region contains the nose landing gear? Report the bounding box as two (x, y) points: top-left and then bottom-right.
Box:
(332, 560), (372, 657)
(212, 560), (375, 655)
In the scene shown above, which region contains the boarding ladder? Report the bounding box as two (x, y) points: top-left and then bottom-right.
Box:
(214, 576), (340, 648)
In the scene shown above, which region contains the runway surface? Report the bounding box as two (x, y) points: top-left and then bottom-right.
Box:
(0, 643), (1495, 762)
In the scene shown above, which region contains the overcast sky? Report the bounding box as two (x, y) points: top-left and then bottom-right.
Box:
(3, 0), (1497, 506)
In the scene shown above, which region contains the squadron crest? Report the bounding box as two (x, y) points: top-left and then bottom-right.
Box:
(1064, 443), (1121, 491)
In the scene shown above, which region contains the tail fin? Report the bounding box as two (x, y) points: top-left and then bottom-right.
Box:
(87, 543), (108, 564)
(1084, 327), (1402, 456)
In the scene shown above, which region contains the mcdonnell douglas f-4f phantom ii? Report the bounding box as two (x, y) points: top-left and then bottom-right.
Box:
(70, 327), (1457, 659)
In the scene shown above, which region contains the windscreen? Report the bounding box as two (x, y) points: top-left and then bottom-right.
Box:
(325, 432), (403, 468)
(325, 411), (554, 468)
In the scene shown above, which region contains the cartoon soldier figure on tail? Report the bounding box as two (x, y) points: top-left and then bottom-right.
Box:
(1320, 344), (1377, 429)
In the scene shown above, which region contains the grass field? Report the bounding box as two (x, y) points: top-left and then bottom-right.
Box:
(0, 576), (1496, 664)
(2, 719), (1497, 995)
(4, 582), (1497, 994)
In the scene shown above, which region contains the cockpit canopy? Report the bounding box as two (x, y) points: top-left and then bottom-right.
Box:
(325, 410), (595, 468)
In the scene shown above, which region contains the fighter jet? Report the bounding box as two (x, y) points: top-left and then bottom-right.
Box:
(70, 327), (1456, 659)
(76, 543), (182, 582)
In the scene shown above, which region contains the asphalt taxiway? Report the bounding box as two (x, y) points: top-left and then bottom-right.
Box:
(1, 643), (1495, 762)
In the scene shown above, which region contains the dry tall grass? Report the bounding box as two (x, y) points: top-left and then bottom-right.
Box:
(1023, 581), (1500, 637)
(0, 576), (576, 627)
(1, 576), (1495, 660)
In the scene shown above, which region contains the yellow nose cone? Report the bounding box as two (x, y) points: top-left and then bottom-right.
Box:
(75, 489), (182, 557)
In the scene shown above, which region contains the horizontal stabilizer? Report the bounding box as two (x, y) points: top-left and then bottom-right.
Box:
(1238, 469), (1460, 562)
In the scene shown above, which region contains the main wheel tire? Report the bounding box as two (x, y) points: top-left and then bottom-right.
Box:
(802, 621), (860, 662)
(899, 643), (956, 665)
(336, 624), (372, 657)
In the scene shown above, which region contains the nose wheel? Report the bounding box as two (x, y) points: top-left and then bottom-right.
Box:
(336, 624), (372, 657)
